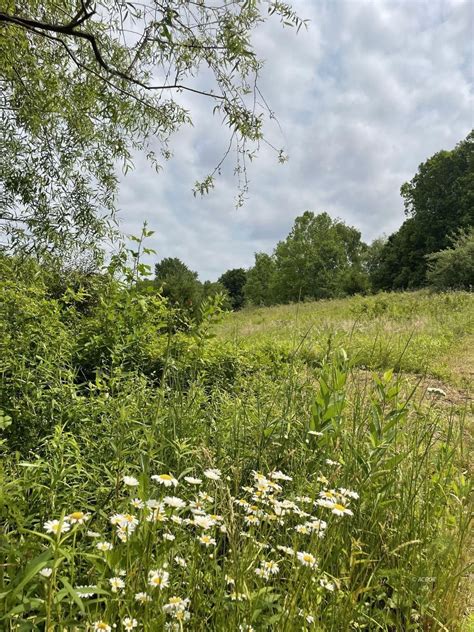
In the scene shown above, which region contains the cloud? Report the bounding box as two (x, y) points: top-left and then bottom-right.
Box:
(117, 0), (473, 280)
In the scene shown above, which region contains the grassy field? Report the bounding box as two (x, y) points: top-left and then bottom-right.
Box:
(1, 287), (473, 631)
(216, 290), (474, 387)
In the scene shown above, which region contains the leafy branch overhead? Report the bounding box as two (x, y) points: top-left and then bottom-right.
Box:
(0, 0), (305, 252)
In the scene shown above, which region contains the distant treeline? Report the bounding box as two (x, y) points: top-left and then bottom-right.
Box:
(149, 130), (473, 312)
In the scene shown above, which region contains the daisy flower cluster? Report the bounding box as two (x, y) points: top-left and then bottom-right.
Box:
(34, 465), (358, 630)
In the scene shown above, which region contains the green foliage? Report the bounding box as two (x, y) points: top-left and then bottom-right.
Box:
(249, 211), (369, 305)
(426, 228), (474, 290)
(372, 131), (474, 290)
(1, 0), (304, 252)
(243, 253), (277, 306)
(218, 268), (247, 310)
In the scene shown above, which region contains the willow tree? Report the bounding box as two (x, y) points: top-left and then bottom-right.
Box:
(0, 0), (303, 252)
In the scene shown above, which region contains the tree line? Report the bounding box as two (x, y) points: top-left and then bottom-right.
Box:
(150, 131), (473, 312)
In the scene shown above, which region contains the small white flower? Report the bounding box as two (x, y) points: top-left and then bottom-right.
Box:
(203, 468), (221, 481)
(44, 519), (70, 535)
(130, 498), (145, 509)
(135, 592), (152, 603)
(152, 473), (178, 487)
(325, 459), (339, 466)
(148, 569), (170, 589)
(68, 511), (91, 524)
(87, 530), (101, 538)
(192, 514), (216, 530)
(122, 617), (138, 630)
(338, 488), (359, 500)
(163, 496), (186, 509)
(296, 551), (318, 569)
(123, 475), (139, 487)
(268, 470), (292, 481)
(163, 596), (190, 614)
(39, 567), (53, 578)
(198, 534), (216, 547)
(174, 556), (187, 568)
(184, 476), (202, 485)
(109, 576), (125, 592)
(163, 532), (176, 541)
(93, 621), (112, 632)
(330, 502), (353, 517)
(96, 541), (113, 551)
(320, 576), (336, 591)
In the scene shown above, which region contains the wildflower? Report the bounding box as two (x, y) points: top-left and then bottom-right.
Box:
(123, 475), (139, 487)
(135, 592), (152, 603)
(198, 491), (214, 503)
(110, 513), (139, 535)
(184, 476), (202, 485)
(203, 468), (221, 481)
(255, 560), (280, 579)
(244, 515), (260, 526)
(198, 534), (216, 547)
(152, 473), (178, 487)
(296, 551), (318, 569)
(148, 569), (170, 590)
(325, 459), (339, 466)
(225, 575), (235, 585)
(163, 532), (175, 541)
(163, 496), (186, 509)
(276, 545), (295, 556)
(93, 622), (112, 632)
(317, 474), (329, 485)
(122, 617), (138, 630)
(146, 499), (163, 509)
(329, 501), (353, 516)
(87, 530), (101, 538)
(39, 567), (53, 578)
(229, 591), (247, 601)
(75, 585), (96, 598)
(147, 508), (168, 523)
(163, 596), (190, 614)
(109, 576), (125, 593)
(68, 511), (91, 524)
(295, 523), (311, 535)
(43, 519), (70, 535)
(131, 498), (144, 509)
(320, 576), (336, 591)
(171, 515), (183, 525)
(96, 541), (113, 551)
(174, 556), (187, 568)
(268, 470), (292, 481)
(338, 488), (359, 500)
(192, 514), (216, 530)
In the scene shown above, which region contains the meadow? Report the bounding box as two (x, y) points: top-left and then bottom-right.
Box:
(1, 267), (473, 631)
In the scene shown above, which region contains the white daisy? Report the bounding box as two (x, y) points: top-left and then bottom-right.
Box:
(296, 551), (318, 569)
(109, 576), (125, 592)
(123, 475), (139, 487)
(148, 569), (170, 589)
(152, 473), (178, 487)
(184, 476), (202, 485)
(43, 519), (70, 535)
(163, 496), (186, 509)
(203, 468), (221, 481)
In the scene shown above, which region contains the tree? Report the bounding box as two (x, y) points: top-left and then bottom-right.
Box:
(271, 211), (368, 303)
(154, 257), (202, 314)
(0, 1), (304, 252)
(426, 228), (474, 290)
(243, 253), (276, 306)
(218, 268), (247, 310)
(372, 131), (474, 290)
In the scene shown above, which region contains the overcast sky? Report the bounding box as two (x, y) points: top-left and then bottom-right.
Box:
(118, 0), (473, 281)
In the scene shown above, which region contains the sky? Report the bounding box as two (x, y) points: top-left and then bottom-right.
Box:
(117, 0), (473, 281)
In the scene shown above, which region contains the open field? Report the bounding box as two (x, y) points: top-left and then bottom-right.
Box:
(1, 286), (473, 631)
